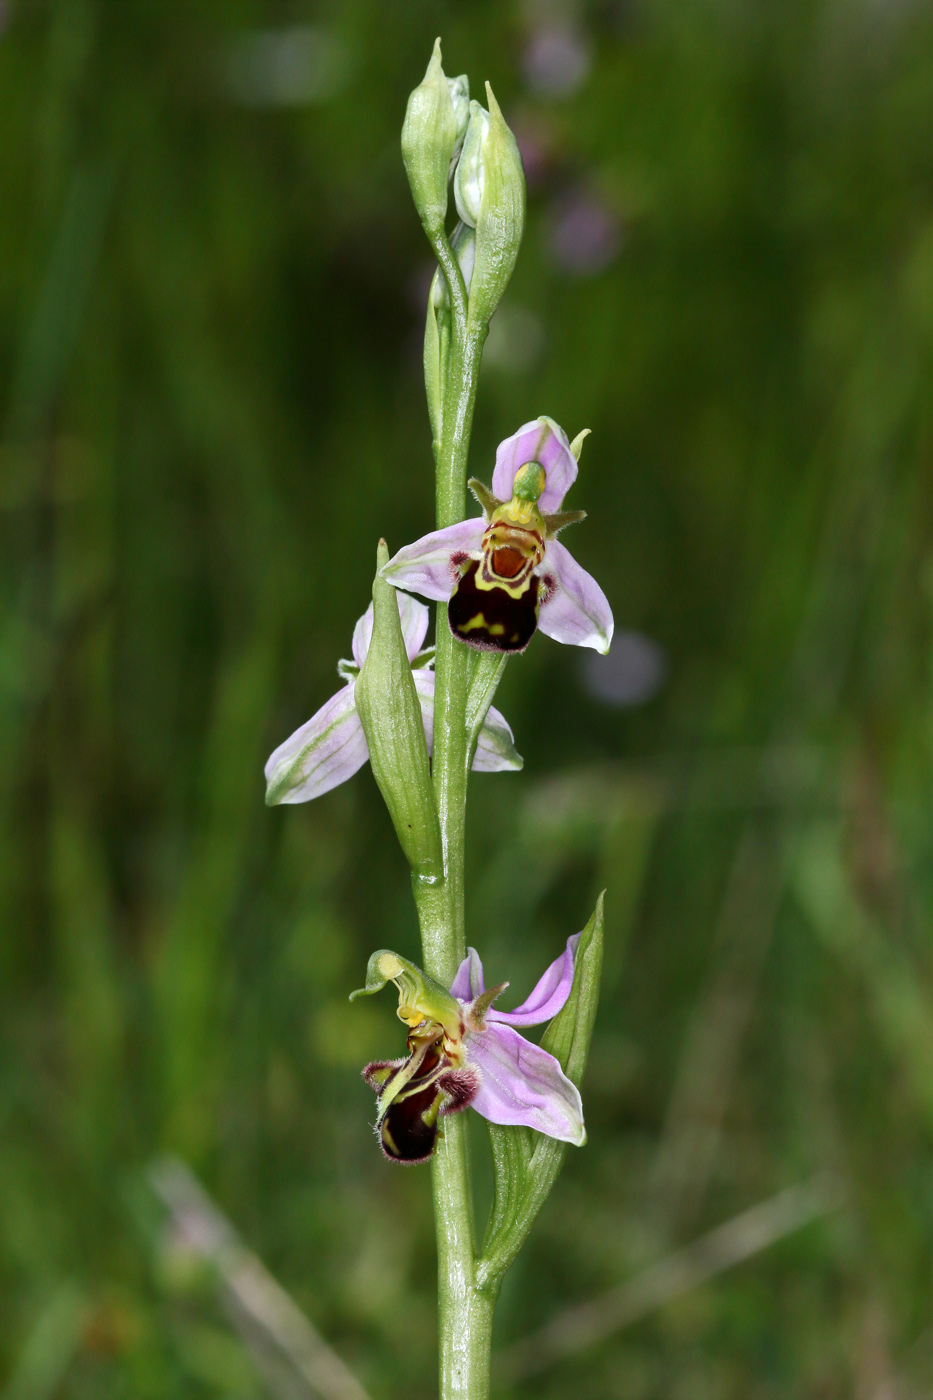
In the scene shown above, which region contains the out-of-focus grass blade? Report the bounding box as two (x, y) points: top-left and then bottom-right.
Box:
(150, 1157), (373, 1400)
(495, 1174), (844, 1382)
(1, 1283), (88, 1400)
(7, 158), (115, 440)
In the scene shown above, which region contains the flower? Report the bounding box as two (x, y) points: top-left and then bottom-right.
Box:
(351, 939), (585, 1164)
(265, 593), (521, 805)
(381, 417), (613, 654)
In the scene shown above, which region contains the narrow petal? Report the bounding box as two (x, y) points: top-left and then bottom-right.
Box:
(538, 539), (614, 653)
(381, 519), (485, 603)
(265, 684), (369, 804)
(450, 946), (486, 1001)
(411, 672), (441, 758)
(472, 701), (524, 772)
(487, 934), (580, 1027)
(412, 672), (522, 772)
(491, 417), (578, 514)
(351, 594), (431, 668)
(467, 1024), (586, 1145)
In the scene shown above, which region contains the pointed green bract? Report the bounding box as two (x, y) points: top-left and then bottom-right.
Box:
(423, 293), (445, 445)
(355, 542), (444, 880)
(541, 892), (604, 1089)
(478, 894), (605, 1290)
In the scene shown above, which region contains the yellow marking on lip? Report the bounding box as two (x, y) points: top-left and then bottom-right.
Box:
(475, 571), (534, 598)
(459, 613), (490, 633)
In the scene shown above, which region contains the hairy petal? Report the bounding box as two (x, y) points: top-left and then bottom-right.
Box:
(467, 1024), (586, 1144)
(491, 416), (578, 513)
(488, 934), (580, 1027)
(351, 593), (431, 668)
(538, 539), (614, 653)
(265, 684), (369, 804)
(412, 672), (521, 772)
(450, 946), (485, 1001)
(381, 518), (485, 602)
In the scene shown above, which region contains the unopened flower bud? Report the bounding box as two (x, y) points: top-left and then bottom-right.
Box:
(401, 39), (468, 236)
(448, 73), (471, 171)
(453, 101), (491, 227)
(453, 85), (526, 330)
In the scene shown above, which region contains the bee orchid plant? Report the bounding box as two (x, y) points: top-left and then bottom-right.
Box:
(266, 40), (609, 1400)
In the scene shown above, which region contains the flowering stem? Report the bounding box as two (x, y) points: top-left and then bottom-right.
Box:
(409, 264), (491, 1394)
(422, 317), (486, 978)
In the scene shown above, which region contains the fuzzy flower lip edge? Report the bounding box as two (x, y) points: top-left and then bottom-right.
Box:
(264, 593), (522, 805)
(357, 936), (586, 1163)
(380, 416), (614, 655)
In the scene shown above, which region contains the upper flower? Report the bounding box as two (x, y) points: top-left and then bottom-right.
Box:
(381, 417), (613, 654)
(352, 938), (585, 1164)
(265, 593), (521, 805)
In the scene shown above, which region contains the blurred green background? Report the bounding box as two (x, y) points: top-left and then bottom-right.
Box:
(2, 0), (933, 1396)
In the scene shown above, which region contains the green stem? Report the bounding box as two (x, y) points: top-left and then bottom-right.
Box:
(424, 318), (485, 976)
(410, 242), (489, 1395)
(432, 1117), (498, 1400)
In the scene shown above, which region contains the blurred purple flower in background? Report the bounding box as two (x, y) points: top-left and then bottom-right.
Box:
(219, 26), (349, 107)
(523, 23), (592, 100)
(546, 188), (622, 277)
(581, 631), (669, 707)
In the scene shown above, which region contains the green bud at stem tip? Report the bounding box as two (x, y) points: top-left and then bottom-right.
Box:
(461, 82), (526, 331)
(401, 39), (460, 236)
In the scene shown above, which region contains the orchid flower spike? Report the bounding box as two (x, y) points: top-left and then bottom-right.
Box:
(265, 594), (521, 805)
(351, 939), (585, 1164)
(381, 417), (614, 654)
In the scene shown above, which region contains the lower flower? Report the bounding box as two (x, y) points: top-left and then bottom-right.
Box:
(350, 941), (585, 1164)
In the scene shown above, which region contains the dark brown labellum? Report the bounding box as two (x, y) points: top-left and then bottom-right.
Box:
(379, 1073), (445, 1163)
(364, 1045), (480, 1164)
(448, 559), (541, 652)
